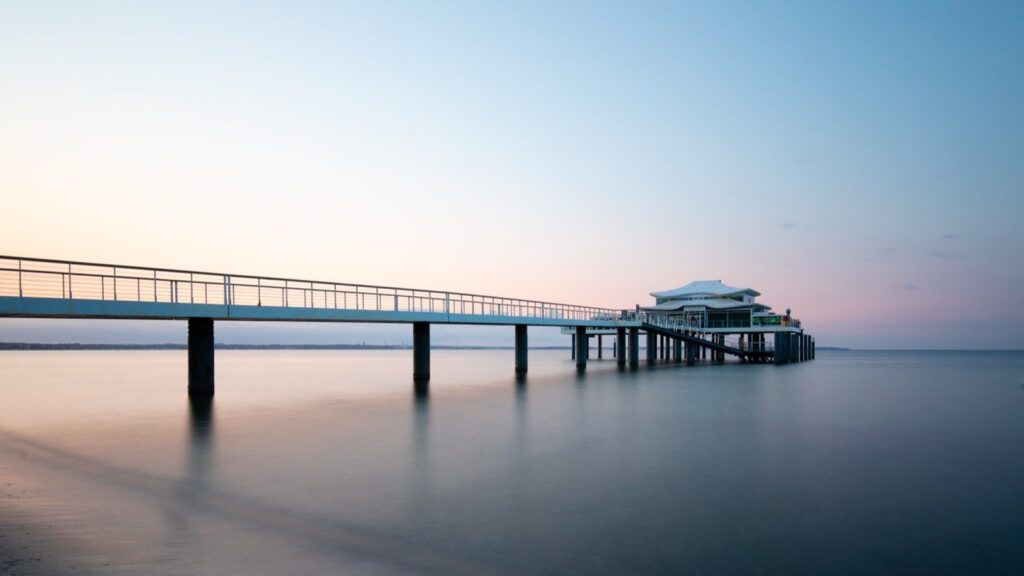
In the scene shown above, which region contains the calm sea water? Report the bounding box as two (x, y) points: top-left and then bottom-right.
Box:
(1, 349), (1022, 575)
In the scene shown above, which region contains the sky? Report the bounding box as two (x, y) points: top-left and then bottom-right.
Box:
(1, 1), (1022, 349)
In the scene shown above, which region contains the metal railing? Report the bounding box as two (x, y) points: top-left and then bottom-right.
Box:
(725, 337), (774, 353)
(640, 313), (775, 353)
(640, 313), (697, 332)
(0, 256), (622, 323)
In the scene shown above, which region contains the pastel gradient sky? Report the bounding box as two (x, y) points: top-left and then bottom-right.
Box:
(1, 1), (1022, 348)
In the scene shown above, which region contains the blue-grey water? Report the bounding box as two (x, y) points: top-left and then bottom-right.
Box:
(1, 349), (1022, 575)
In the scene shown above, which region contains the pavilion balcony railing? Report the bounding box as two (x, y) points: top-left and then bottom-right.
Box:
(0, 256), (622, 323)
(724, 337), (774, 353)
(636, 314), (776, 353)
(638, 313), (701, 332)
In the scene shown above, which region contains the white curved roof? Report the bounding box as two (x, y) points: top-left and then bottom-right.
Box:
(643, 298), (770, 312)
(651, 280), (760, 299)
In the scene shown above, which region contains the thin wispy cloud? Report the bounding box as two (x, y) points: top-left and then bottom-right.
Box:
(928, 250), (964, 261)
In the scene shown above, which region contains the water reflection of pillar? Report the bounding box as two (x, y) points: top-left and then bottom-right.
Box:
(162, 394), (215, 568)
(188, 394), (214, 484)
(409, 388), (434, 507)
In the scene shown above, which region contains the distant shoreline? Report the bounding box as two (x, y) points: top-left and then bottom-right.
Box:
(3, 344), (1022, 353)
(0, 342), (856, 351)
(0, 342), (567, 351)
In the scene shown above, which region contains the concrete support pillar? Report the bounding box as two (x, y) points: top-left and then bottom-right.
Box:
(188, 317), (214, 395)
(789, 333), (799, 363)
(616, 329), (625, 366)
(598, 335), (603, 359)
(515, 324), (528, 375)
(812, 337), (816, 360)
(774, 332), (788, 365)
(576, 326), (588, 371)
(646, 331), (656, 363)
(413, 322), (430, 382)
(628, 328), (639, 369)
(571, 335), (575, 360)
(673, 338), (682, 363)
(686, 341), (696, 365)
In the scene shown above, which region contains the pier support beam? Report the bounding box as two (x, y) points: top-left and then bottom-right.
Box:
(646, 331), (656, 363)
(571, 335), (575, 360)
(616, 328), (626, 367)
(598, 335), (603, 359)
(515, 324), (528, 375)
(413, 322), (430, 383)
(686, 341), (696, 365)
(188, 318), (214, 395)
(576, 326), (588, 371)
(673, 339), (682, 363)
(774, 332), (788, 365)
(789, 333), (799, 364)
(628, 328), (639, 369)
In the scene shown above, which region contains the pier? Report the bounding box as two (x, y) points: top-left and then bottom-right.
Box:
(0, 256), (814, 394)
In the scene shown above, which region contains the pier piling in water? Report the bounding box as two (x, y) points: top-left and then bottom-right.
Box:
(413, 322), (430, 383)
(617, 328), (627, 367)
(515, 324), (528, 375)
(188, 318), (214, 395)
(629, 328), (639, 369)
(774, 332), (788, 365)
(576, 326), (588, 371)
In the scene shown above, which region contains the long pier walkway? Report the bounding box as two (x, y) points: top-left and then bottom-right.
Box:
(0, 256), (813, 394)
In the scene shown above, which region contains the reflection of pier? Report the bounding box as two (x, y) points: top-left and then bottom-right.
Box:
(0, 256), (814, 395)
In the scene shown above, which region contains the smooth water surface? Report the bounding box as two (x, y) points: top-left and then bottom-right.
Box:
(2, 350), (1023, 575)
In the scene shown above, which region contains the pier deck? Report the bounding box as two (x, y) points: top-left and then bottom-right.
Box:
(0, 255), (813, 393)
